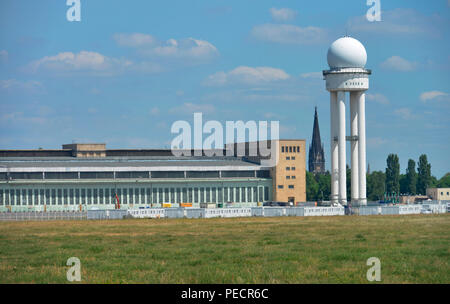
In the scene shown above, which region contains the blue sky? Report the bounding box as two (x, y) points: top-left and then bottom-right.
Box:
(0, 0), (449, 178)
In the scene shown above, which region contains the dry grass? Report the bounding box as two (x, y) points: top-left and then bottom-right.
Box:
(0, 214), (449, 283)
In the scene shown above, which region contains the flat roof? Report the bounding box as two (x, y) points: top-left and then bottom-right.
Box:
(0, 156), (268, 172)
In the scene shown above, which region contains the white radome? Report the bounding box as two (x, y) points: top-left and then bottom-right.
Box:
(327, 37), (367, 69)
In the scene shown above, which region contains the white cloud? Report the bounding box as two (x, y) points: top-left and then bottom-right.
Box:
(150, 107), (160, 115)
(169, 103), (215, 115)
(0, 79), (43, 91)
(251, 24), (327, 45)
(367, 137), (388, 148)
(394, 108), (414, 120)
(113, 33), (156, 47)
(114, 33), (219, 62)
(366, 93), (389, 105)
(380, 56), (416, 72)
(27, 51), (133, 75)
(0, 50), (8, 63)
(420, 91), (449, 102)
(270, 8), (297, 22)
(204, 66), (290, 86)
(347, 8), (443, 38)
(25, 51), (164, 76)
(300, 72), (323, 79)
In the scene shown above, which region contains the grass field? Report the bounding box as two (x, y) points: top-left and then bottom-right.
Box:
(0, 214), (449, 283)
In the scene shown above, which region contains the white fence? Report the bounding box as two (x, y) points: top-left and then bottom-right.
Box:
(304, 206), (345, 216)
(204, 208), (252, 218)
(127, 208), (165, 219)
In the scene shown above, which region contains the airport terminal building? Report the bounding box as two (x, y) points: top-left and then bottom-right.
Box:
(0, 140), (306, 212)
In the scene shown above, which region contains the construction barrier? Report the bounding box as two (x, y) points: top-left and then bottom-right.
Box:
(204, 208), (252, 218)
(127, 208), (165, 219)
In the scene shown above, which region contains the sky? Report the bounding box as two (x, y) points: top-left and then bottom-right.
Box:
(0, 0), (449, 178)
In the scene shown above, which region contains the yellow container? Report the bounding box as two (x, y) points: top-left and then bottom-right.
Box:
(162, 203), (172, 208)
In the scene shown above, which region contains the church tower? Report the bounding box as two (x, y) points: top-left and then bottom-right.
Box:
(308, 107), (325, 173)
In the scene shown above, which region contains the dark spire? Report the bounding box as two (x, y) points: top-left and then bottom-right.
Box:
(309, 107), (325, 173)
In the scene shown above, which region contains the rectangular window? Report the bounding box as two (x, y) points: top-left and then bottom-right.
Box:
(286, 176), (290, 179)
(87, 189), (92, 205)
(281, 146), (285, 153)
(289, 146), (292, 153)
(292, 176), (296, 179)
(135, 188), (139, 204)
(40, 189), (45, 205)
(22, 189), (27, 206)
(164, 188), (169, 202)
(5, 190), (10, 205)
(51, 189), (56, 205)
(75, 189), (80, 205)
(286, 156), (290, 160)
(264, 187), (269, 201)
(146, 188), (151, 204)
(81, 189), (86, 205)
(123, 189), (128, 204)
(241, 187), (245, 202)
(258, 187), (263, 202)
(247, 187), (251, 202)
(292, 156), (296, 160)
(99, 189), (104, 205)
(182, 188), (187, 203)
(129, 188), (133, 204)
(69, 189), (74, 205)
(286, 167), (290, 171)
(0, 189), (3, 205)
(188, 188), (193, 203)
(289, 185), (294, 189)
(199, 187), (205, 203)
(253, 187), (257, 203)
(218, 187), (223, 203)
(141, 188), (145, 204)
(93, 189), (98, 205)
(194, 188), (199, 203)
(57, 189), (62, 205)
(278, 185), (284, 189)
(291, 167), (296, 171)
(153, 188), (157, 204)
(297, 146), (300, 153)
(28, 189), (33, 205)
(206, 187), (210, 202)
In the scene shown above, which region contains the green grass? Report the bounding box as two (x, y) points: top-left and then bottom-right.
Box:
(0, 214), (449, 283)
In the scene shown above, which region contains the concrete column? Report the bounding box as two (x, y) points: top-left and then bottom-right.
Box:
(357, 91), (367, 205)
(337, 91), (347, 205)
(330, 91), (339, 204)
(350, 92), (359, 203)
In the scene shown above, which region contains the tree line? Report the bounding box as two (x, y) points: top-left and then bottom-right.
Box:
(306, 154), (450, 202)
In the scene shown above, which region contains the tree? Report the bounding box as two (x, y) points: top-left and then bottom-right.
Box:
(436, 173), (450, 188)
(385, 154), (400, 194)
(405, 159), (417, 194)
(306, 171), (319, 201)
(316, 172), (331, 201)
(417, 154), (431, 195)
(367, 171), (385, 201)
(399, 174), (407, 194)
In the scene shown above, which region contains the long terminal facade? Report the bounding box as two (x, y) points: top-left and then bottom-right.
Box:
(0, 140), (306, 212)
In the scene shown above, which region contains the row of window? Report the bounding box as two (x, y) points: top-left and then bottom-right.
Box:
(0, 186), (270, 206)
(286, 167), (296, 171)
(286, 156), (296, 160)
(278, 185), (295, 189)
(286, 176), (296, 179)
(281, 146), (300, 153)
(0, 170), (271, 180)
